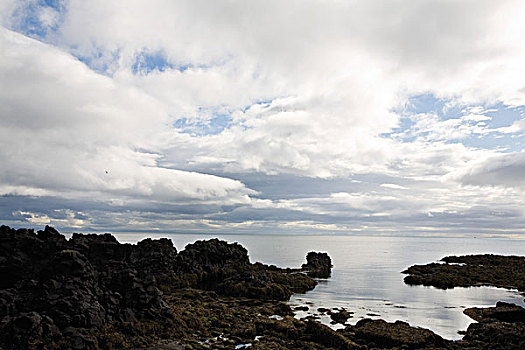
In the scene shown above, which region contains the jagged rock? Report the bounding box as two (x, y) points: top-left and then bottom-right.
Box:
(330, 309), (352, 324)
(302, 252), (332, 278)
(341, 319), (447, 349)
(306, 320), (362, 349)
(459, 302), (525, 349)
(131, 238), (177, 271)
(0, 225), (66, 288)
(177, 238), (250, 273)
(0, 225), (328, 349)
(0, 312), (60, 349)
(460, 320), (525, 349)
(294, 305), (309, 311)
(463, 301), (525, 323)
(403, 254), (525, 292)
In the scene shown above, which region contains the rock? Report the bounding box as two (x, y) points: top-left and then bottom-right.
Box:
(461, 320), (525, 349)
(294, 305), (309, 311)
(302, 252), (332, 278)
(177, 238), (250, 273)
(306, 320), (362, 349)
(342, 319), (447, 349)
(131, 238), (177, 272)
(459, 302), (525, 349)
(0, 312), (60, 348)
(330, 310), (352, 324)
(41, 249), (95, 279)
(463, 301), (525, 323)
(403, 254), (525, 292)
(0, 225), (331, 349)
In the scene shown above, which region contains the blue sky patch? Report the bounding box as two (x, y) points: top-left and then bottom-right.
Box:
(386, 94), (525, 152)
(131, 51), (174, 74)
(174, 111), (233, 136)
(11, 0), (64, 40)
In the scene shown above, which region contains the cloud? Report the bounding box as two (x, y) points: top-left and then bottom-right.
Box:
(1, 1), (525, 234)
(451, 152), (525, 188)
(0, 28), (255, 206)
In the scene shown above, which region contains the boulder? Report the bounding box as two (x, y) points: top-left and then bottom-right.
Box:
(343, 319), (447, 349)
(177, 238), (249, 273)
(302, 252), (332, 278)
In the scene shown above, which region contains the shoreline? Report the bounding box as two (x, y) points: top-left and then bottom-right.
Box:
(0, 225), (524, 349)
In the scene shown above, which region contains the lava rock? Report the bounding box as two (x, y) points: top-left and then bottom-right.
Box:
(177, 238), (250, 273)
(330, 309), (352, 324)
(302, 252), (332, 278)
(343, 319), (447, 349)
(463, 301), (525, 323)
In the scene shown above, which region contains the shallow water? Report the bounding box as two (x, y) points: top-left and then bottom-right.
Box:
(112, 233), (525, 339)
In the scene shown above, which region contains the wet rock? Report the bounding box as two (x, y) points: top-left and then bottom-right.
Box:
(302, 252), (332, 278)
(342, 319), (447, 349)
(294, 305), (309, 311)
(460, 320), (525, 349)
(330, 309), (352, 324)
(459, 302), (525, 349)
(463, 301), (525, 323)
(403, 254), (525, 292)
(306, 320), (362, 349)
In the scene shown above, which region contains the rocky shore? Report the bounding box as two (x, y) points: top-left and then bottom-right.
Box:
(1, 226), (524, 349)
(403, 254), (525, 292)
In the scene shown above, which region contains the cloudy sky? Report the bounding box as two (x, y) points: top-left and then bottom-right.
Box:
(1, 0), (525, 236)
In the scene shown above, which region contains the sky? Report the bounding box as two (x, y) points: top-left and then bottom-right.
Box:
(1, 0), (525, 236)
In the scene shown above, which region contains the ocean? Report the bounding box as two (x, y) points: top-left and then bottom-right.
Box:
(112, 233), (525, 340)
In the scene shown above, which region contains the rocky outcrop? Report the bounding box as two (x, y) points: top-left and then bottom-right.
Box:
(402, 255), (525, 349)
(458, 302), (525, 349)
(330, 309), (352, 324)
(403, 254), (525, 292)
(0, 225), (330, 349)
(301, 251), (332, 278)
(339, 319), (448, 349)
(176, 238), (249, 273)
(0, 225), (176, 349)
(463, 301), (525, 323)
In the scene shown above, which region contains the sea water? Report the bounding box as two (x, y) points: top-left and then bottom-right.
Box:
(113, 233), (525, 339)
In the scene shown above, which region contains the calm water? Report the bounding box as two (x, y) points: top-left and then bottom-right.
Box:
(113, 233), (525, 339)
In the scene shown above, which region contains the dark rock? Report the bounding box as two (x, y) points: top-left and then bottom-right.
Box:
(131, 238), (177, 271)
(0, 225), (331, 349)
(302, 252), (332, 278)
(463, 301), (525, 323)
(342, 319), (447, 349)
(458, 302), (525, 349)
(0, 312), (60, 348)
(403, 254), (525, 292)
(177, 238), (249, 273)
(294, 305), (309, 311)
(306, 320), (362, 349)
(461, 320), (525, 349)
(330, 309), (352, 324)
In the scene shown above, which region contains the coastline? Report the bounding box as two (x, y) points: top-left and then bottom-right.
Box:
(0, 225), (524, 349)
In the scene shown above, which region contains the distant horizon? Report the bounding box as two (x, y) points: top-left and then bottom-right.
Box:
(1, 1), (525, 237)
(4, 223), (525, 241)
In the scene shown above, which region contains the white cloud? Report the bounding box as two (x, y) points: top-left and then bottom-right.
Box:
(0, 28), (255, 206)
(380, 184), (408, 190)
(450, 151), (525, 188)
